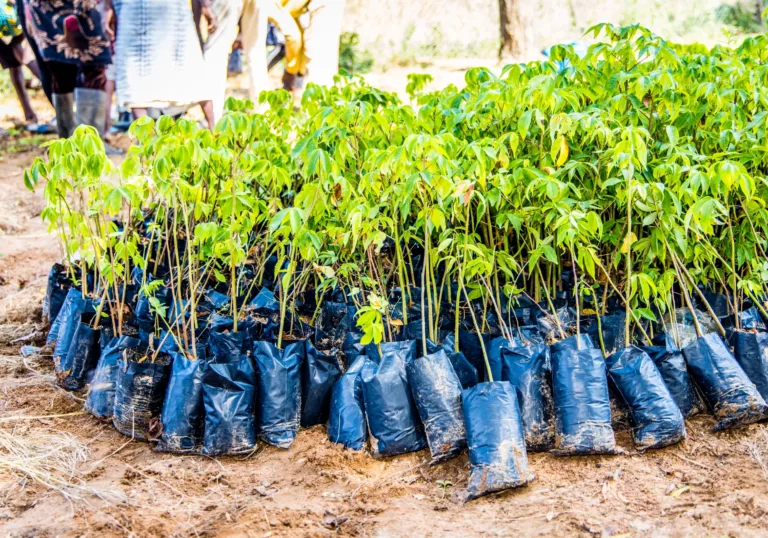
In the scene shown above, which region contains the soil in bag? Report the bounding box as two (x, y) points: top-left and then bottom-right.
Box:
(406, 349), (466, 463)
(606, 346), (686, 450)
(201, 352), (258, 455)
(253, 340), (305, 449)
(43, 263), (73, 326)
(730, 330), (768, 401)
(301, 341), (343, 427)
(85, 335), (144, 420)
(499, 343), (554, 452)
(641, 333), (703, 417)
(55, 312), (101, 390)
(113, 350), (171, 440)
(551, 345), (617, 455)
(462, 381), (535, 501)
(318, 301), (357, 346)
(327, 356), (367, 450)
(683, 333), (768, 431)
(361, 340), (428, 457)
(157, 349), (207, 453)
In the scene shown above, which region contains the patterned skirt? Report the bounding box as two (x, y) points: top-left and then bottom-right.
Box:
(24, 0), (111, 65)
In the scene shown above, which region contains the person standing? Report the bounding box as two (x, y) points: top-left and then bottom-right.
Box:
(0, 2), (40, 127)
(23, 0), (112, 138)
(299, 0), (344, 87)
(109, 0), (216, 127)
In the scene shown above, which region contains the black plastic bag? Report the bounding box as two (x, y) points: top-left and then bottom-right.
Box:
(462, 381), (535, 501)
(641, 334), (702, 417)
(201, 354), (258, 455)
(434, 335), (478, 390)
(499, 343), (554, 452)
(487, 337), (512, 383)
(731, 330), (768, 401)
(157, 350), (206, 453)
(606, 346), (686, 450)
(406, 349), (466, 463)
(327, 356), (367, 450)
(361, 340), (427, 457)
(318, 301), (356, 344)
(43, 263), (73, 326)
(51, 289), (95, 359)
(341, 332), (366, 367)
(301, 341), (343, 427)
(85, 335), (144, 420)
(249, 287), (280, 316)
(56, 313), (101, 390)
(204, 288), (231, 310)
(551, 334), (594, 355)
(682, 333), (768, 431)
(551, 346), (617, 455)
(253, 340), (305, 449)
(113, 353), (171, 440)
(737, 307), (766, 331)
(458, 328), (492, 381)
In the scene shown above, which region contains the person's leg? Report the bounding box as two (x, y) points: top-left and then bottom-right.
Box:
(9, 66), (38, 123)
(74, 65), (108, 136)
(266, 0), (303, 90)
(15, 0), (53, 104)
(240, 0), (270, 103)
(200, 100), (215, 129)
(48, 61), (77, 137)
(132, 108), (148, 119)
(204, 0), (244, 120)
(303, 0), (345, 87)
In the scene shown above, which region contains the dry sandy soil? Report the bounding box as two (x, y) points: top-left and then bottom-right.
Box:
(1, 122), (768, 538)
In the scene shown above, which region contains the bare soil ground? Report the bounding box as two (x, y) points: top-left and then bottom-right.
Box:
(1, 130), (768, 538)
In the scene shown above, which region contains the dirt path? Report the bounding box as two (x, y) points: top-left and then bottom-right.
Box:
(1, 141), (767, 538)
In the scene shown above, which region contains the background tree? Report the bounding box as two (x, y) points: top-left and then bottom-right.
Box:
(498, 0), (525, 60)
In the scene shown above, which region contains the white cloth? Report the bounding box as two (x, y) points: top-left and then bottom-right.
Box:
(303, 0), (345, 87)
(114, 0), (212, 109)
(205, 0), (243, 119)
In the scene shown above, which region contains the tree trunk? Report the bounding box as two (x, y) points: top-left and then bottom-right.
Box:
(498, 0), (524, 61)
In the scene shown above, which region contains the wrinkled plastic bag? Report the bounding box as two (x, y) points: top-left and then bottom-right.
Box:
(463, 381), (535, 501)
(682, 333), (768, 431)
(113, 354), (171, 440)
(606, 346), (686, 450)
(551, 346), (617, 455)
(361, 340), (427, 457)
(253, 340), (305, 449)
(406, 349), (466, 463)
(641, 333), (702, 417)
(157, 350), (206, 453)
(327, 356), (367, 450)
(301, 341), (343, 427)
(499, 342), (554, 451)
(85, 335), (144, 420)
(201, 354), (258, 455)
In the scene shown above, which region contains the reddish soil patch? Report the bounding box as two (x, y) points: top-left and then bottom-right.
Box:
(1, 143), (767, 538)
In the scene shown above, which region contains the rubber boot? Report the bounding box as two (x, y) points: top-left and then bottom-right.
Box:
(75, 88), (107, 138)
(52, 92), (75, 138)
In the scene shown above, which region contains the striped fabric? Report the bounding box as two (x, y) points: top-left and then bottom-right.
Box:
(113, 0), (211, 108)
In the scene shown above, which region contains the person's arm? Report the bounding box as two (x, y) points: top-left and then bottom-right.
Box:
(102, 0), (116, 42)
(192, 0), (218, 35)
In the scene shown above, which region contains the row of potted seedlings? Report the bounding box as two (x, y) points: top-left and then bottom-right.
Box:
(29, 25), (768, 499)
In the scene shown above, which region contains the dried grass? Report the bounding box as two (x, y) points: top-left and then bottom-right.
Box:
(0, 427), (124, 503)
(744, 426), (768, 480)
